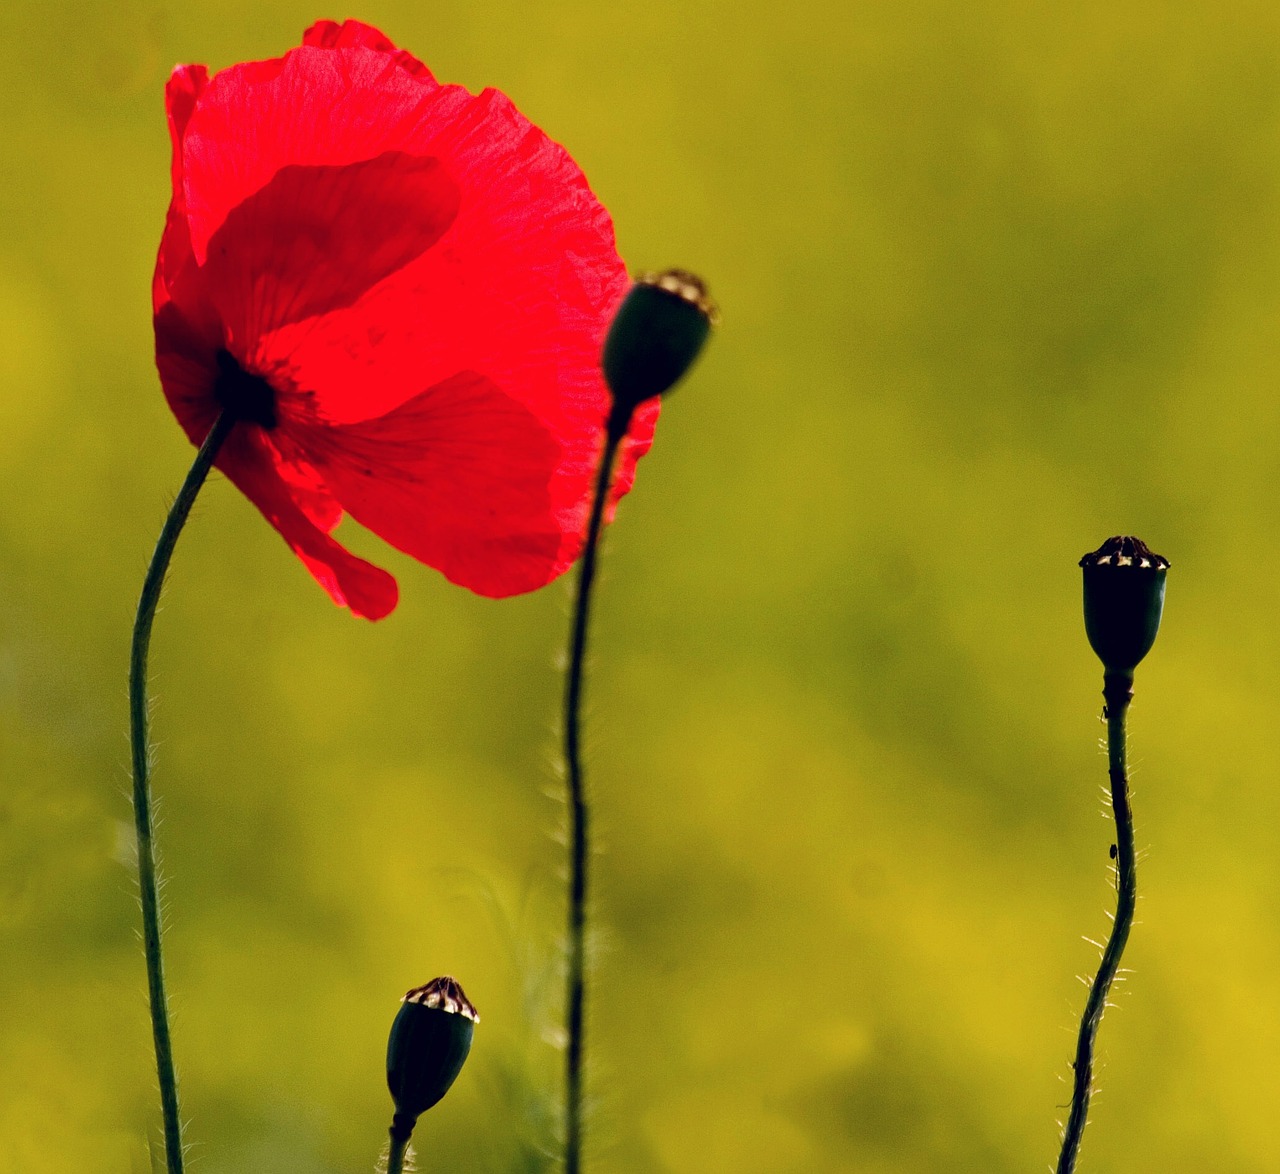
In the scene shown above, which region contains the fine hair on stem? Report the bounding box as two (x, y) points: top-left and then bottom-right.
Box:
(130, 412), (235, 1174)
(1056, 670), (1138, 1174)
(561, 407), (629, 1174)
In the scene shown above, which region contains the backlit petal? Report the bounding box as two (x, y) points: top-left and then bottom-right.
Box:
(302, 19), (438, 83)
(154, 298), (222, 445)
(154, 65), (209, 313)
(181, 48), (472, 266)
(286, 372), (570, 597)
(250, 83), (651, 544)
(201, 151), (460, 346)
(218, 426), (398, 620)
(153, 22), (652, 613)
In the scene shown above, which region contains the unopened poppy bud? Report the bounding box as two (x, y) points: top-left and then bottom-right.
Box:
(1080, 536), (1169, 674)
(602, 269), (717, 427)
(386, 977), (478, 1140)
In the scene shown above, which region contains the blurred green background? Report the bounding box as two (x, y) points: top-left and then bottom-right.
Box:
(4, 0), (1280, 1170)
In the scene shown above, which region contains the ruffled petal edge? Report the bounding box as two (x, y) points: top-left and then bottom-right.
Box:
(301, 19), (438, 84)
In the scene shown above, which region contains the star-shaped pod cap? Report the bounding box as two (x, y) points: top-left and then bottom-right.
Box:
(602, 269), (718, 424)
(1080, 536), (1169, 674)
(386, 977), (479, 1126)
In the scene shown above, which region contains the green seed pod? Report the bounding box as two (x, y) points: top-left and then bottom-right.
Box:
(602, 269), (718, 424)
(386, 977), (478, 1137)
(1080, 536), (1169, 674)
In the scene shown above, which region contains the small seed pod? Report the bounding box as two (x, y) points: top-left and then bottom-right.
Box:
(1079, 536), (1169, 674)
(386, 977), (478, 1139)
(602, 269), (718, 427)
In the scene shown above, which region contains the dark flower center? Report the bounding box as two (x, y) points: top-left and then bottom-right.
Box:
(214, 349), (278, 429)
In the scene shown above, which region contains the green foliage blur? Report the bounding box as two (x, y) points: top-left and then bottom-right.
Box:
(4, 0), (1280, 1170)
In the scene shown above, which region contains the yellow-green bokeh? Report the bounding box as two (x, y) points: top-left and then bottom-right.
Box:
(4, 1), (1280, 1170)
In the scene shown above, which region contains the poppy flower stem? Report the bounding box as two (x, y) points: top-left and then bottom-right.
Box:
(130, 411), (235, 1174)
(386, 1133), (410, 1174)
(1056, 671), (1137, 1174)
(563, 408), (629, 1174)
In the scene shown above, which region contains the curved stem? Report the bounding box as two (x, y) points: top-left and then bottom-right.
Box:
(1056, 671), (1137, 1174)
(131, 413), (235, 1174)
(562, 409), (628, 1174)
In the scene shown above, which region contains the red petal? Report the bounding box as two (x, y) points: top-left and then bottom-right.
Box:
(180, 48), (473, 268)
(248, 84), (646, 552)
(301, 19), (438, 83)
(272, 447), (343, 533)
(175, 37), (649, 525)
(284, 372), (570, 597)
(153, 65), (209, 314)
(217, 425), (399, 620)
(610, 396), (660, 516)
(155, 297), (387, 614)
(154, 299), (221, 445)
(155, 26), (655, 609)
(165, 65), (207, 196)
(200, 151), (460, 346)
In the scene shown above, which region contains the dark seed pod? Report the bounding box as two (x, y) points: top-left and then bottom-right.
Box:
(1080, 536), (1169, 674)
(602, 269), (717, 426)
(386, 976), (478, 1136)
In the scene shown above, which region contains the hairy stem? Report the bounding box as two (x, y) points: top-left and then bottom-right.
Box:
(386, 1127), (411, 1174)
(563, 409), (628, 1174)
(1056, 671), (1137, 1174)
(131, 413), (234, 1174)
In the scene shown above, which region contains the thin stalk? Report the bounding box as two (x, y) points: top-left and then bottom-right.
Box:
(131, 412), (235, 1174)
(1056, 671), (1138, 1174)
(386, 1131), (410, 1174)
(562, 408), (628, 1174)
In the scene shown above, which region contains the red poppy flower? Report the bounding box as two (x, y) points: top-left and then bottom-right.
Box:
(154, 19), (658, 619)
